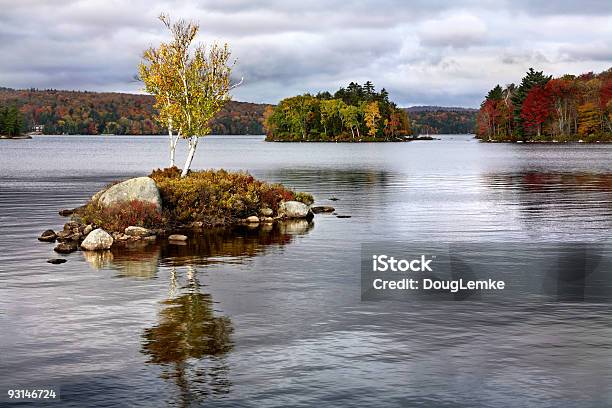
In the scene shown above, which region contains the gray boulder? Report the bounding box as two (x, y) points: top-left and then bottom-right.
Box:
(125, 226), (154, 237)
(81, 228), (114, 251)
(168, 234), (188, 241)
(95, 177), (161, 211)
(278, 201), (313, 219)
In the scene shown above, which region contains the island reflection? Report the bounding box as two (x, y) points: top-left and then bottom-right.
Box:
(82, 220), (314, 277)
(84, 221), (313, 403)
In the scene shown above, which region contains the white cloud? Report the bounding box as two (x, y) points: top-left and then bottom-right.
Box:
(0, 0), (610, 107)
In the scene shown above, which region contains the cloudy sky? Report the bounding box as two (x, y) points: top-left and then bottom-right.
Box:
(0, 0), (611, 107)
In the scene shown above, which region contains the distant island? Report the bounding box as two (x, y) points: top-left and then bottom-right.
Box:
(264, 82), (417, 142)
(1, 86), (477, 137)
(476, 67), (612, 142)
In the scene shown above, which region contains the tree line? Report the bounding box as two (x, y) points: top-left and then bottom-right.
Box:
(263, 81), (412, 142)
(408, 108), (476, 135)
(0, 105), (25, 136)
(0, 88), (265, 136)
(476, 68), (612, 142)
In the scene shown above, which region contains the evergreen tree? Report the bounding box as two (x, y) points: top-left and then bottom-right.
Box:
(511, 68), (552, 138)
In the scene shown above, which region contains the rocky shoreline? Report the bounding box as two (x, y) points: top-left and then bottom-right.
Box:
(38, 175), (335, 259)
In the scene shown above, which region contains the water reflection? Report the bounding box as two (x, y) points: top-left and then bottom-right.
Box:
(161, 221), (313, 267)
(482, 172), (612, 233)
(81, 221), (313, 277)
(142, 268), (233, 403)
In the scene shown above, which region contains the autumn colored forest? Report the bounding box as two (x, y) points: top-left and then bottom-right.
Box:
(406, 107), (477, 135)
(476, 68), (612, 142)
(264, 82), (413, 142)
(0, 88), (267, 135)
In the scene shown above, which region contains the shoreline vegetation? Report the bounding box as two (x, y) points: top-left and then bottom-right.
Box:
(476, 67), (612, 143)
(39, 168), (326, 255)
(264, 82), (414, 142)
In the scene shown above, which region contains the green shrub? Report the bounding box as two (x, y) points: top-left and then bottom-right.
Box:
(293, 191), (314, 205)
(80, 199), (163, 232)
(149, 167), (307, 226)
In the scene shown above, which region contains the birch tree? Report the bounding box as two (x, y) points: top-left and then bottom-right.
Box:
(140, 14), (238, 176)
(140, 42), (182, 166)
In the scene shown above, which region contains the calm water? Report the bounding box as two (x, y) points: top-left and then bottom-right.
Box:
(1, 135), (612, 407)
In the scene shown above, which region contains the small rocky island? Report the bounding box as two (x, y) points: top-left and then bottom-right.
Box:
(39, 167), (335, 258)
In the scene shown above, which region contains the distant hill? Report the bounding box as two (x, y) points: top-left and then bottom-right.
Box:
(0, 88), (477, 136)
(0, 88), (268, 135)
(403, 106), (477, 134)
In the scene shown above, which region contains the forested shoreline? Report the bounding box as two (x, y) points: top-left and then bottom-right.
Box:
(0, 88), (267, 135)
(264, 82), (412, 142)
(476, 68), (612, 142)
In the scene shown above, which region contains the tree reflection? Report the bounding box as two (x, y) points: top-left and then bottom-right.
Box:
(142, 267), (233, 403)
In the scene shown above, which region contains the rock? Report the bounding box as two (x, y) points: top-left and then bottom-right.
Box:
(246, 215), (260, 223)
(143, 235), (157, 242)
(63, 221), (81, 231)
(47, 258), (67, 264)
(83, 224), (93, 236)
(261, 217), (274, 224)
(96, 177), (162, 211)
(336, 215), (352, 219)
(191, 221), (204, 228)
(260, 207), (273, 217)
(81, 228), (113, 251)
(311, 205), (335, 214)
(58, 209), (74, 216)
(168, 234), (188, 241)
(38, 229), (57, 242)
(56, 230), (80, 242)
(125, 226), (154, 237)
(278, 201), (313, 219)
(54, 242), (77, 254)
(329, 197), (339, 201)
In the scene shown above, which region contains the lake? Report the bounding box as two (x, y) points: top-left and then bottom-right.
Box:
(1, 135), (612, 407)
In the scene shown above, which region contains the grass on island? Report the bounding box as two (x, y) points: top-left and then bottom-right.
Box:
(79, 167), (314, 232)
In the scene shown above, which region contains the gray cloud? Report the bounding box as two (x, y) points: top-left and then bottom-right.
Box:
(0, 0), (610, 107)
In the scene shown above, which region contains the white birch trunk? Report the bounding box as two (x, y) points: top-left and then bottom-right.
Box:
(181, 136), (198, 177)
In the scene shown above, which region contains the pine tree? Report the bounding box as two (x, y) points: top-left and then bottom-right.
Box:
(511, 68), (552, 138)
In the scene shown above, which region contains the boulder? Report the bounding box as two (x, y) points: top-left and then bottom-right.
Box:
(125, 226), (154, 237)
(95, 177), (162, 211)
(58, 209), (74, 216)
(38, 229), (57, 242)
(47, 258), (67, 264)
(168, 234), (188, 241)
(278, 201), (313, 219)
(54, 242), (77, 254)
(311, 205), (335, 214)
(83, 224), (93, 236)
(81, 228), (113, 251)
(260, 207), (273, 217)
(56, 230), (80, 242)
(246, 215), (260, 224)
